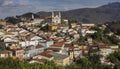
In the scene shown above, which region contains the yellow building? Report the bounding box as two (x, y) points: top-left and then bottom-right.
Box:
(52, 52), (70, 66)
(51, 25), (59, 31)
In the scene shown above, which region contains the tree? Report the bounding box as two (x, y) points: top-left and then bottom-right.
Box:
(76, 58), (91, 69)
(40, 24), (50, 32)
(107, 35), (120, 44)
(108, 51), (120, 69)
(68, 20), (72, 29)
(90, 26), (100, 31)
(103, 28), (110, 34)
(0, 58), (65, 69)
(0, 24), (3, 29)
(5, 17), (21, 24)
(88, 48), (101, 64)
(78, 36), (86, 43)
(55, 32), (61, 37)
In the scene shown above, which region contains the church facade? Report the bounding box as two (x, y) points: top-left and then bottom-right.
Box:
(52, 12), (61, 24)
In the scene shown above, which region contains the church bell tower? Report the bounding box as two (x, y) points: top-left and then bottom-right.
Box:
(52, 11), (61, 24)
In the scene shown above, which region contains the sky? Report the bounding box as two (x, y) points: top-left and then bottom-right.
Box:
(0, 0), (120, 19)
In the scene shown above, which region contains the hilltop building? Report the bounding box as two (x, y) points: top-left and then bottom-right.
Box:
(52, 12), (61, 24)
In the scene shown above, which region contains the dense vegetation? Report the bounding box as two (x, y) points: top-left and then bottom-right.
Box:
(1, 51), (119, 69)
(90, 26), (120, 45)
(0, 58), (65, 69)
(106, 21), (120, 35)
(5, 17), (22, 24)
(0, 24), (4, 29)
(0, 41), (119, 69)
(108, 51), (120, 69)
(39, 24), (50, 32)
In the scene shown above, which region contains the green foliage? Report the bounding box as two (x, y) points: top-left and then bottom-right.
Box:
(103, 28), (110, 34)
(0, 24), (3, 29)
(107, 35), (120, 44)
(92, 30), (102, 42)
(91, 26), (103, 42)
(66, 57), (112, 69)
(90, 26), (101, 31)
(76, 58), (91, 69)
(78, 36), (85, 43)
(68, 22), (72, 29)
(1, 51), (120, 69)
(55, 32), (61, 37)
(88, 48), (101, 64)
(117, 29), (120, 35)
(68, 19), (78, 23)
(5, 17), (21, 24)
(91, 26), (119, 44)
(40, 24), (50, 32)
(0, 58), (65, 69)
(108, 51), (120, 69)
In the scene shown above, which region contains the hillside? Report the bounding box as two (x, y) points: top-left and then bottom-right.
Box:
(36, 2), (120, 24)
(19, 12), (40, 19)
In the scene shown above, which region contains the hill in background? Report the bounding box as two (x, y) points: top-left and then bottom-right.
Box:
(36, 2), (120, 24)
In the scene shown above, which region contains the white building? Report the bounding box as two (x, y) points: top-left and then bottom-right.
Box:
(52, 12), (61, 24)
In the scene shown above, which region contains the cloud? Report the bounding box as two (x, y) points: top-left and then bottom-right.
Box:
(0, 0), (120, 19)
(1, 1), (14, 6)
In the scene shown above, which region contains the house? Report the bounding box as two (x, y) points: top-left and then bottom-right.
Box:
(39, 40), (54, 48)
(11, 48), (24, 59)
(64, 44), (74, 60)
(0, 31), (4, 36)
(24, 45), (44, 59)
(78, 44), (89, 57)
(5, 42), (19, 49)
(29, 59), (47, 64)
(0, 50), (12, 58)
(4, 37), (18, 43)
(81, 24), (95, 27)
(99, 47), (113, 57)
(87, 37), (93, 45)
(47, 48), (62, 53)
(69, 44), (83, 58)
(19, 40), (39, 47)
(51, 52), (70, 66)
(86, 30), (97, 34)
(0, 20), (6, 26)
(30, 36), (42, 41)
(99, 44), (119, 57)
(81, 27), (88, 36)
(71, 23), (77, 28)
(109, 44), (119, 51)
(33, 50), (54, 60)
(50, 42), (64, 49)
(32, 49), (71, 65)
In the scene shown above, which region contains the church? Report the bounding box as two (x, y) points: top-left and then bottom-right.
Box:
(52, 11), (61, 24)
(50, 12), (62, 31)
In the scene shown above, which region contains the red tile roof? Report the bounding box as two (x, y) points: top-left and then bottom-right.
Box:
(47, 48), (61, 52)
(32, 59), (47, 63)
(0, 50), (12, 54)
(51, 42), (64, 47)
(39, 50), (53, 58)
(36, 45), (43, 49)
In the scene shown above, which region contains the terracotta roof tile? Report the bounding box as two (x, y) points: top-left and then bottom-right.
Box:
(51, 42), (64, 47)
(39, 50), (53, 58)
(36, 45), (43, 49)
(47, 48), (61, 52)
(0, 50), (12, 54)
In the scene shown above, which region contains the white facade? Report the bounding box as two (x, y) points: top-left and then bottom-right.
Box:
(24, 47), (44, 58)
(52, 12), (61, 24)
(81, 24), (95, 27)
(19, 40), (39, 47)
